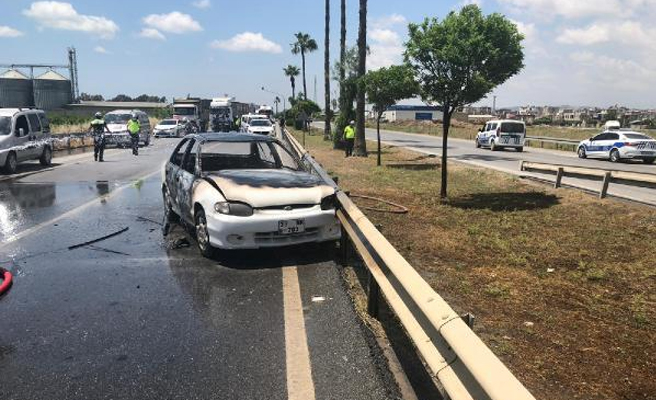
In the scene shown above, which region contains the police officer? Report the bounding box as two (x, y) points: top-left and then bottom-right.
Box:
(127, 113), (141, 156)
(344, 120), (356, 157)
(89, 112), (110, 162)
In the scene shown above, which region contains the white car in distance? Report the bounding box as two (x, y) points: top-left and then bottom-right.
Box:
(247, 118), (274, 135)
(577, 130), (656, 164)
(154, 119), (184, 138)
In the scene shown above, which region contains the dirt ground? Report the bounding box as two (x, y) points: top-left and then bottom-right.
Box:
(293, 129), (656, 400)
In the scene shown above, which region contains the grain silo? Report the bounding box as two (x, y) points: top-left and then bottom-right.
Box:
(0, 69), (34, 108)
(34, 70), (72, 110)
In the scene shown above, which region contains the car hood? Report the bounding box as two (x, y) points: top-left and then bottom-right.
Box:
(155, 124), (176, 130)
(204, 169), (334, 207)
(107, 123), (128, 133)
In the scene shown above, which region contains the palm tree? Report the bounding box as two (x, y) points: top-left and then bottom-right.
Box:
(291, 32), (318, 99)
(354, 0), (367, 156)
(283, 65), (300, 99)
(324, 0), (332, 141)
(340, 0), (346, 85)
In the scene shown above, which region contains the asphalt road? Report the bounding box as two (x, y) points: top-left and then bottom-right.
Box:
(0, 139), (399, 400)
(316, 123), (656, 206)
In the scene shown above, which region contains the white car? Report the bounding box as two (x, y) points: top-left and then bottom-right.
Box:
(154, 119), (184, 138)
(577, 130), (656, 164)
(162, 132), (341, 256)
(246, 118), (274, 135)
(475, 119), (526, 152)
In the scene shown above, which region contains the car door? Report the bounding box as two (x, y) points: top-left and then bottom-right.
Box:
(602, 132), (620, 158)
(586, 133), (607, 158)
(166, 138), (192, 215)
(176, 139), (199, 223)
(12, 114), (32, 161)
(26, 112), (44, 159)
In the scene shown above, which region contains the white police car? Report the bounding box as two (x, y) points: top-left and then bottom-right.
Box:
(577, 130), (656, 164)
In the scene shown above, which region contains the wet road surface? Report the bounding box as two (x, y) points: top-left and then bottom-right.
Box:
(0, 139), (399, 400)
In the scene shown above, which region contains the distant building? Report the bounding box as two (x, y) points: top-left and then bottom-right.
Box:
(382, 105), (443, 122)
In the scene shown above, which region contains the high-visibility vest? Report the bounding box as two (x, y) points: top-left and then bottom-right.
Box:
(127, 119), (140, 134)
(344, 125), (355, 139)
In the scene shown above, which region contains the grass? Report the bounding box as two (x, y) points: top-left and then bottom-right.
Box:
(291, 127), (656, 400)
(367, 120), (656, 152)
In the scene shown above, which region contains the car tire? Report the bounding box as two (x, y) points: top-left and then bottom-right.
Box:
(39, 146), (52, 166)
(195, 208), (215, 258)
(643, 157), (655, 164)
(577, 146), (587, 159)
(516, 147), (523, 152)
(475, 138), (481, 148)
(3, 152), (17, 174)
(490, 140), (497, 151)
(609, 149), (621, 163)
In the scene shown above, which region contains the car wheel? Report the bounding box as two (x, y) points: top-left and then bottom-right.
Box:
(3, 152), (17, 174)
(609, 149), (621, 163)
(490, 140), (497, 151)
(643, 157), (655, 164)
(516, 147), (523, 152)
(577, 146), (587, 159)
(39, 146), (52, 166)
(475, 138), (481, 148)
(195, 208), (215, 258)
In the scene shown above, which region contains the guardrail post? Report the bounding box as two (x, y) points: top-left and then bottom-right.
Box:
(555, 167), (564, 188)
(340, 228), (350, 267)
(600, 172), (611, 199)
(519, 160), (525, 171)
(367, 271), (380, 319)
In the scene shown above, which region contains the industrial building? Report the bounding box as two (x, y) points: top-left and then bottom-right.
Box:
(382, 105), (444, 122)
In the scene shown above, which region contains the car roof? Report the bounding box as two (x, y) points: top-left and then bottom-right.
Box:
(486, 119), (525, 124)
(0, 108), (44, 117)
(193, 132), (277, 143)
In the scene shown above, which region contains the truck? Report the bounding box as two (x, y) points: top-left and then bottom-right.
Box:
(172, 97), (211, 132)
(209, 97), (252, 132)
(256, 105), (274, 121)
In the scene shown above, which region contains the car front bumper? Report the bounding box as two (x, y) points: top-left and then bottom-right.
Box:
(206, 207), (341, 249)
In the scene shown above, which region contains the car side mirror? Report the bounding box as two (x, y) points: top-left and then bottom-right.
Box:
(478, 128), (482, 132)
(18, 128), (25, 137)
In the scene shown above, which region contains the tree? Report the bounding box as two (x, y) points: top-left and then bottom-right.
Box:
(333, 46), (360, 147)
(323, 0), (332, 141)
(335, 0), (347, 147)
(354, 0), (367, 156)
(291, 32), (318, 100)
(111, 94), (133, 102)
(404, 5), (524, 198)
(283, 65), (301, 99)
(363, 65), (418, 166)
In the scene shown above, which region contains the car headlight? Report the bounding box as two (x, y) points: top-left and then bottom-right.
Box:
(214, 201), (254, 217)
(320, 194), (337, 210)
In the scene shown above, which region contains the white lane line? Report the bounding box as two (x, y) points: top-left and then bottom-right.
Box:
(0, 170), (161, 249)
(282, 266), (316, 400)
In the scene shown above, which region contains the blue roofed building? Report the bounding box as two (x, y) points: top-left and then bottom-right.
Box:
(381, 104), (444, 122)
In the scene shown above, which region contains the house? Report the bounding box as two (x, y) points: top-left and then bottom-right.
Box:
(382, 105), (443, 122)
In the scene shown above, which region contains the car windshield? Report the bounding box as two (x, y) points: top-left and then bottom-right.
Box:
(105, 114), (131, 124)
(159, 120), (177, 126)
(250, 120), (271, 127)
(500, 122), (525, 133)
(174, 107), (195, 116)
(200, 140), (300, 172)
(0, 116), (11, 135)
(623, 133), (653, 140)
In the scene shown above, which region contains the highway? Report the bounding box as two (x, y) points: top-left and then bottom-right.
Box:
(0, 139), (400, 400)
(316, 123), (656, 206)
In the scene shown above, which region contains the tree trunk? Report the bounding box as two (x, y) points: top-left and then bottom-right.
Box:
(340, 0), (346, 84)
(377, 114), (382, 166)
(440, 107), (452, 199)
(291, 77), (295, 99)
(354, 0), (367, 156)
(301, 51), (307, 100)
(324, 0), (332, 141)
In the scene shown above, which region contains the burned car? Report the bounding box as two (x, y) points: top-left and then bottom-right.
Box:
(162, 132), (341, 256)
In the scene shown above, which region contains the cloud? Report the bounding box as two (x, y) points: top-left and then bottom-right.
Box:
(557, 24), (609, 45)
(369, 29), (400, 46)
(192, 0), (211, 9)
(23, 1), (119, 39)
(367, 15), (406, 70)
(143, 11), (202, 34)
(210, 32), (282, 53)
(93, 46), (109, 54)
(371, 14), (407, 29)
(498, 0), (656, 19)
(0, 26), (23, 38)
(557, 21), (656, 49)
(569, 51), (656, 90)
(460, 0), (483, 6)
(139, 28), (166, 41)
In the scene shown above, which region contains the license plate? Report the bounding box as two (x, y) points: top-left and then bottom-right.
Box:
(278, 219), (305, 235)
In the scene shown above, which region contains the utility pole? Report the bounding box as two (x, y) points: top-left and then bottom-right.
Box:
(492, 95), (497, 115)
(313, 75), (317, 103)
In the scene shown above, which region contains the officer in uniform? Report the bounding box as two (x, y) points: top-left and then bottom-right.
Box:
(89, 112), (110, 162)
(127, 113), (141, 156)
(344, 120), (356, 157)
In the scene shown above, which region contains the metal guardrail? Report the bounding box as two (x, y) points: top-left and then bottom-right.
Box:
(520, 160), (656, 198)
(283, 128), (536, 400)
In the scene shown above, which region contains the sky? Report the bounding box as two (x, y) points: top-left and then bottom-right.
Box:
(1, 0), (656, 109)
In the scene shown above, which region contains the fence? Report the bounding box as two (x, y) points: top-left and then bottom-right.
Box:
(282, 128), (536, 400)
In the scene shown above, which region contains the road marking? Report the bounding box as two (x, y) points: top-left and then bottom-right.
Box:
(282, 266), (316, 400)
(0, 170), (161, 249)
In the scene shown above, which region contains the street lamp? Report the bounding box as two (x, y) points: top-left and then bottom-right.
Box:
(261, 86), (286, 113)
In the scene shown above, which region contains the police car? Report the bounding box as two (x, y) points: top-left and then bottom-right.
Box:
(577, 130), (656, 164)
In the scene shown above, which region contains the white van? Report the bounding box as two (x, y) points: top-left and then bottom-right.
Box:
(104, 109), (152, 147)
(475, 119), (526, 152)
(0, 108), (52, 174)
